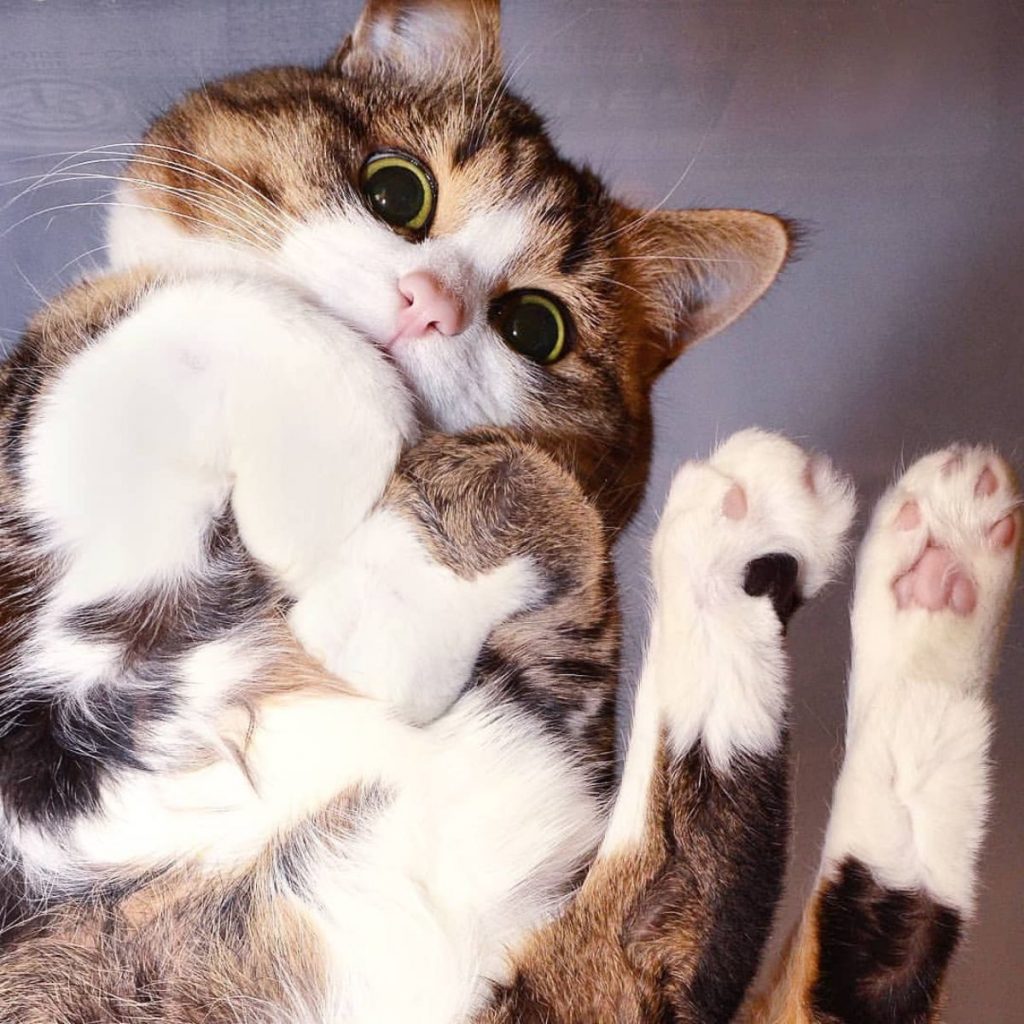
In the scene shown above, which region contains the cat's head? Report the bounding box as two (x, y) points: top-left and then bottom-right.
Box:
(108, 0), (792, 531)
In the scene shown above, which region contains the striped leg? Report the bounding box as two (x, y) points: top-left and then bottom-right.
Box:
(750, 446), (1020, 1023)
(484, 430), (854, 1023)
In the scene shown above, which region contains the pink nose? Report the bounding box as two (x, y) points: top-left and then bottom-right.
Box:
(392, 272), (468, 343)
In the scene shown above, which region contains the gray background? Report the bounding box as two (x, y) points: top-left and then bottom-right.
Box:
(1, 1), (1021, 1019)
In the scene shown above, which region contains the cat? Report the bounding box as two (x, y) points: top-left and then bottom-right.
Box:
(0, 2), (1018, 1022)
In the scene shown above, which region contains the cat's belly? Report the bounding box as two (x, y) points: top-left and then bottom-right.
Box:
(306, 689), (605, 1023)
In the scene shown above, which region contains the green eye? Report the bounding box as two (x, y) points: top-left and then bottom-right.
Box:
(360, 152), (435, 232)
(491, 290), (572, 365)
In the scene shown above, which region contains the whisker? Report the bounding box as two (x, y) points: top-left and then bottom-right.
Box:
(479, 6), (595, 139)
(12, 263), (47, 306)
(589, 274), (648, 300)
(51, 243), (114, 281)
(6, 170), (283, 253)
(0, 199), (270, 255)
(605, 255), (755, 265)
(4, 142), (301, 239)
(5, 154), (293, 239)
(592, 126), (713, 248)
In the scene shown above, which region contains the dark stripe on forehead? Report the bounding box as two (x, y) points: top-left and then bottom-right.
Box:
(320, 93), (369, 140)
(452, 90), (545, 168)
(559, 220), (592, 276)
(545, 168), (610, 275)
(199, 78), (369, 141)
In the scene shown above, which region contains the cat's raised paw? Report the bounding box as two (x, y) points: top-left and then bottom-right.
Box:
(863, 446), (1020, 619)
(653, 429), (855, 621)
(851, 445), (1020, 690)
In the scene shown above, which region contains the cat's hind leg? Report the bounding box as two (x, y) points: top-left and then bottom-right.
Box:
(750, 446), (1020, 1024)
(484, 430), (854, 1024)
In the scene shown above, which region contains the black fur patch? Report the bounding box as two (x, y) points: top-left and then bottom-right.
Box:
(0, 684), (174, 826)
(559, 220), (592, 276)
(626, 739), (790, 1023)
(0, 513), (279, 830)
(811, 857), (962, 1024)
(743, 553), (802, 629)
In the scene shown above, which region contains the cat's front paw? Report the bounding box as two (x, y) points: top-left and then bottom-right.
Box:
(653, 429), (855, 626)
(852, 445), (1020, 688)
(288, 510), (540, 725)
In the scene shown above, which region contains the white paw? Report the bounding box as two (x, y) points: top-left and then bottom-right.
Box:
(645, 430), (853, 768)
(852, 445), (1021, 687)
(653, 428), (855, 611)
(288, 511), (541, 725)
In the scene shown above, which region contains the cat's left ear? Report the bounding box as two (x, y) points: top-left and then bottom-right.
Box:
(621, 207), (794, 379)
(330, 0), (501, 81)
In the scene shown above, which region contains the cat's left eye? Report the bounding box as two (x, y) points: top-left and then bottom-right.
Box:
(360, 152), (435, 233)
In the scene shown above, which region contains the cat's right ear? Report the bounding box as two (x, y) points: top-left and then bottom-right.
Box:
(329, 0), (501, 81)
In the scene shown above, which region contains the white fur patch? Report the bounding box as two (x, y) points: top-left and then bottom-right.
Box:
(312, 689), (603, 1023)
(289, 508), (542, 724)
(45, 686), (601, 1024)
(23, 275), (414, 604)
(56, 690), (421, 877)
(276, 205), (534, 432)
(109, 175), (538, 434)
(7, 272), (418, 879)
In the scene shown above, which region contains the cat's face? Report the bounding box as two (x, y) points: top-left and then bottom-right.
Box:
(108, 0), (790, 531)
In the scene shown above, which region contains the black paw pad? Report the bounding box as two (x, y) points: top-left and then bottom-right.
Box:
(743, 553), (802, 630)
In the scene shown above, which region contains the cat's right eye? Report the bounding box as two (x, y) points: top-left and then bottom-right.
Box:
(360, 152), (436, 234)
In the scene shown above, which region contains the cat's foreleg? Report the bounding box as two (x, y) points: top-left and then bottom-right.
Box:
(23, 276), (414, 609)
(748, 446), (1020, 1024)
(483, 430), (854, 1023)
(6, 276), (415, 877)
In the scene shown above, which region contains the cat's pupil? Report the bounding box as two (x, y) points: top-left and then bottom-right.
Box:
(368, 167), (422, 223)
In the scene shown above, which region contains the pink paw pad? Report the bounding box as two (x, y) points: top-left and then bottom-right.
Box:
(891, 461), (1018, 615)
(893, 546), (976, 614)
(975, 466), (999, 497)
(989, 513), (1017, 550)
(722, 484), (747, 521)
(895, 500), (921, 531)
